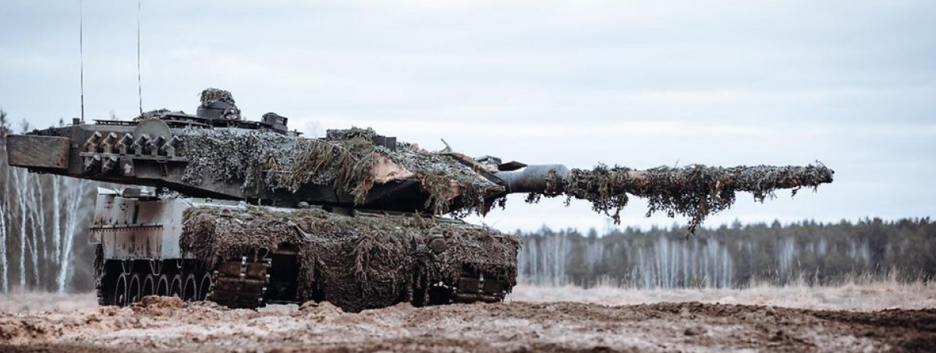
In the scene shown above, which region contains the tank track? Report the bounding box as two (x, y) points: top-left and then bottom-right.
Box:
(206, 256), (271, 309)
(95, 245), (511, 309)
(95, 245), (214, 307)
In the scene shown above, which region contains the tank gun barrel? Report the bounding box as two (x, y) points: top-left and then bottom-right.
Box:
(494, 164), (570, 194)
(495, 163), (833, 196)
(496, 162), (834, 233)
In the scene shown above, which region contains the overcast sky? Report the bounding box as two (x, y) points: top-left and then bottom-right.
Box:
(2, 0), (935, 233)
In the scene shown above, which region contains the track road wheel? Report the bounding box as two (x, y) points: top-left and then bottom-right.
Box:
(183, 274), (198, 302)
(143, 275), (155, 297)
(170, 275), (183, 298)
(114, 274), (129, 307)
(156, 275), (169, 296)
(199, 272), (213, 301)
(129, 274), (142, 304)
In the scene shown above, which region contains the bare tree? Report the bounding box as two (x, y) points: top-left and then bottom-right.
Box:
(0, 110), (8, 292)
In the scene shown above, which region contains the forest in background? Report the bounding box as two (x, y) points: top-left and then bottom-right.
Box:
(0, 112), (97, 293)
(517, 218), (936, 288)
(1, 111), (935, 293)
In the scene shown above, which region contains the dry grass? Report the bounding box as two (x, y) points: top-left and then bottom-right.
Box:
(2, 278), (934, 314)
(508, 279), (936, 312)
(0, 292), (96, 313)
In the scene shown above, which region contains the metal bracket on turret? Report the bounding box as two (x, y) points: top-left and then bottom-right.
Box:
(80, 130), (187, 175)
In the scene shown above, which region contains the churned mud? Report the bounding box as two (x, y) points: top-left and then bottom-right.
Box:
(1, 285), (934, 352)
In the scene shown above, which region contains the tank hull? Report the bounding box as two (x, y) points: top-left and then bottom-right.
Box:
(92, 190), (519, 311)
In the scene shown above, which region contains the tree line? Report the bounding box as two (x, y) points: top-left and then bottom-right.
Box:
(0, 111), (96, 293)
(517, 218), (936, 288)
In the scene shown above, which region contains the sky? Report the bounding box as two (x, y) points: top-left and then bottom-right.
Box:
(1, 0), (935, 233)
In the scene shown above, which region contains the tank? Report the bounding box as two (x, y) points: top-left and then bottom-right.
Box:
(5, 88), (834, 311)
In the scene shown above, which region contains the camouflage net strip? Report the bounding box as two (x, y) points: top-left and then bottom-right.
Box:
(532, 163), (834, 234)
(386, 141), (493, 216)
(181, 206), (519, 312)
(181, 127), (496, 214)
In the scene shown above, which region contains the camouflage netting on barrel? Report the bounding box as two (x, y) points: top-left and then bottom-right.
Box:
(180, 206), (519, 312)
(530, 163), (834, 234)
(180, 127), (496, 215)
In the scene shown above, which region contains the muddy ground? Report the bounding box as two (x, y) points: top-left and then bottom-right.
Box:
(1, 285), (934, 352)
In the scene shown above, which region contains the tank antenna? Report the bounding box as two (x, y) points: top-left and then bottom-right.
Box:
(136, 0), (143, 116)
(79, 0), (85, 122)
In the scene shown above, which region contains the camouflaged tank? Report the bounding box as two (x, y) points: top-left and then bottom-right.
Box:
(6, 88), (834, 311)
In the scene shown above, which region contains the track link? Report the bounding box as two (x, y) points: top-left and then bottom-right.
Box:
(452, 270), (510, 303)
(207, 256), (271, 309)
(428, 264), (511, 305)
(94, 245), (107, 306)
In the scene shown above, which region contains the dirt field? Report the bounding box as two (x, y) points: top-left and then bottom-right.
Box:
(1, 284), (934, 352)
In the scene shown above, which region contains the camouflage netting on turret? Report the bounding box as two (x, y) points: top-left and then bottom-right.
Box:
(180, 206), (519, 312)
(199, 88), (241, 120)
(134, 109), (192, 121)
(531, 163), (834, 234)
(180, 127), (497, 215)
(200, 88), (237, 107)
